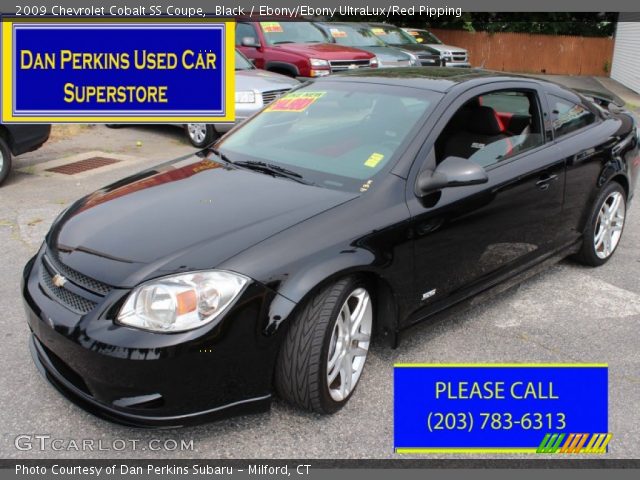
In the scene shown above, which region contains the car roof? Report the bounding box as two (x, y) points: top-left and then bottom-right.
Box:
(315, 21), (370, 28)
(317, 67), (551, 93)
(367, 22), (404, 29)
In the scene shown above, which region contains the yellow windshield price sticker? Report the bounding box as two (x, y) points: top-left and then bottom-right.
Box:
(330, 28), (348, 38)
(266, 92), (325, 112)
(364, 152), (385, 168)
(371, 28), (386, 36)
(261, 22), (283, 33)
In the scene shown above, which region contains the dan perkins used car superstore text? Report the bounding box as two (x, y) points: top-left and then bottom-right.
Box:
(16, 464), (308, 476)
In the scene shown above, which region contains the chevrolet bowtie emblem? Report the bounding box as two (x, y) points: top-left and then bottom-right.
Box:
(52, 274), (67, 288)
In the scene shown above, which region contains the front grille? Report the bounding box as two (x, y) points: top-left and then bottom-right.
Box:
(41, 264), (97, 314)
(329, 59), (371, 72)
(44, 250), (112, 296)
(261, 89), (290, 105)
(451, 52), (468, 62)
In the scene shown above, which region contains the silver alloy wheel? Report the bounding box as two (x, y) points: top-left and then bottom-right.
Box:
(0, 148), (4, 170)
(594, 191), (626, 259)
(187, 124), (207, 145)
(326, 287), (372, 402)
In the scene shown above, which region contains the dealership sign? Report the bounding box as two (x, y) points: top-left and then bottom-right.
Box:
(0, 18), (235, 123)
(394, 364), (608, 453)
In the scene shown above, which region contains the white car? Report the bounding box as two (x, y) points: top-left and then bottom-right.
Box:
(402, 28), (471, 68)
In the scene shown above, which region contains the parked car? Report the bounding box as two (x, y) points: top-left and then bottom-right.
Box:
(23, 69), (638, 426)
(236, 20), (378, 78)
(0, 124), (51, 185)
(184, 51), (299, 147)
(108, 51), (299, 148)
(313, 22), (416, 68)
(403, 27), (471, 67)
(365, 23), (441, 67)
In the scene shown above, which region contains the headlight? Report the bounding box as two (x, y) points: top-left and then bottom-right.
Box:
(235, 91), (256, 103)
(310, 58), (329, 67)
(370, 57), (379, 68)
(117, 271), (249, 332)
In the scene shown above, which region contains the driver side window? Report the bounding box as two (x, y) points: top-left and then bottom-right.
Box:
(236, 23), (258, 45)
(434, 90), (544, 169)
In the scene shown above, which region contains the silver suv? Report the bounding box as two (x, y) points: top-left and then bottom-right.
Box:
(402, 28), (470, 68)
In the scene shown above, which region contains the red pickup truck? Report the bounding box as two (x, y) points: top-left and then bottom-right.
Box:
(236, 21), (378, 79)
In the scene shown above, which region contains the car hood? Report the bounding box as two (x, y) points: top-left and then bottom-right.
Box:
(357, 45), (411, 62)
(235, 68), (299, 91)
(273, 42), (373, 60)
(48, 153), (356, 287)
(392, 43), (439, 55)
(426, 44), (466, 53)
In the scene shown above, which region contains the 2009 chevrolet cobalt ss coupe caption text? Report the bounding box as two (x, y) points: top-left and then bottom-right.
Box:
(23, 69), (638, 426)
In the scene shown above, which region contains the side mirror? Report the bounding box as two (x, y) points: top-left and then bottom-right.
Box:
(241, 37), (261, 48)
(417, 156), (488, 196)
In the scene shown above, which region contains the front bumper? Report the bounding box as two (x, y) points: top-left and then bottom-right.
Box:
(22, 248), (295, 427)
(443, 61), (471, 68)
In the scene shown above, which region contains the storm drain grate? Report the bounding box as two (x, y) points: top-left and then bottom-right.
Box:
(46, 156), (121, 175)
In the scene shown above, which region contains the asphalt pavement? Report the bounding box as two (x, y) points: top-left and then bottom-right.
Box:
(0, 117), (639, 459)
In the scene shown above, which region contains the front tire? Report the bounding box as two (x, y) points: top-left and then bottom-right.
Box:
(0, 136), (12, 186)
(185, 124), (218, 148)
(275, 277), (373, 413)
(575, 182), (627, 266)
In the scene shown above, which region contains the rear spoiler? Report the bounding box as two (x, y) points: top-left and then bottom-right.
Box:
(575, 88), (626, 110)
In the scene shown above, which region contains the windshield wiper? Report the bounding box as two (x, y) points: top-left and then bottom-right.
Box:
(234, 160), (314, 185)
(273, 40), (295, 45)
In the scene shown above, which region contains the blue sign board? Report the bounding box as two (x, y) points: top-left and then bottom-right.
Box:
(394, 364), (608, 453)
(1, 19), (235, 123)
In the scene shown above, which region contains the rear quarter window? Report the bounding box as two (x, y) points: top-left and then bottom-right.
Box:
(549, 94), (596, 139)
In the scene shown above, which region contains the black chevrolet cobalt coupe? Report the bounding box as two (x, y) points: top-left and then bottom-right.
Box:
(23, 69), (638, 426)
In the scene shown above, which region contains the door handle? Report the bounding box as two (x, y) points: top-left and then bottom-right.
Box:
(536, 173), (558, 190)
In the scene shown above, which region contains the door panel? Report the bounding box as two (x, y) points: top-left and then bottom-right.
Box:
(405, 146), (565, 326)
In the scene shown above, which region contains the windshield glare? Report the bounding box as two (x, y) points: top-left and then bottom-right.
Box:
(325, 25), (386, 47)
(261, 21), (328, 44)
(218, 83), (438, 193)
(235, 51), (253, 70)
(373, 26), (418, 45)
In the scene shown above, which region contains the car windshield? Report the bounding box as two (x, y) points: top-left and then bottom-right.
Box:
(217, 83), (440, 193)
(261, 21), (329, 45)
(235, 51), (253, 70)
(324, 25), (386, 47)
(410, 29), (442, 44)
(371, 26), (418, 45)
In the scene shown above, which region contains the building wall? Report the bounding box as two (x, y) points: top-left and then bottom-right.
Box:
(611, 14), (640, 94)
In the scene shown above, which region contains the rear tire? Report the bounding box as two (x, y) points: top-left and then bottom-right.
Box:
(185, 124), (218, 148)
(275, 276), (373, 414)
(574, 182), (627, 266)
(0, 136), (12, 186)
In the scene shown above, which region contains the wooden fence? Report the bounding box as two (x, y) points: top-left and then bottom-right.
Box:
(429, 29), (614, 76)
